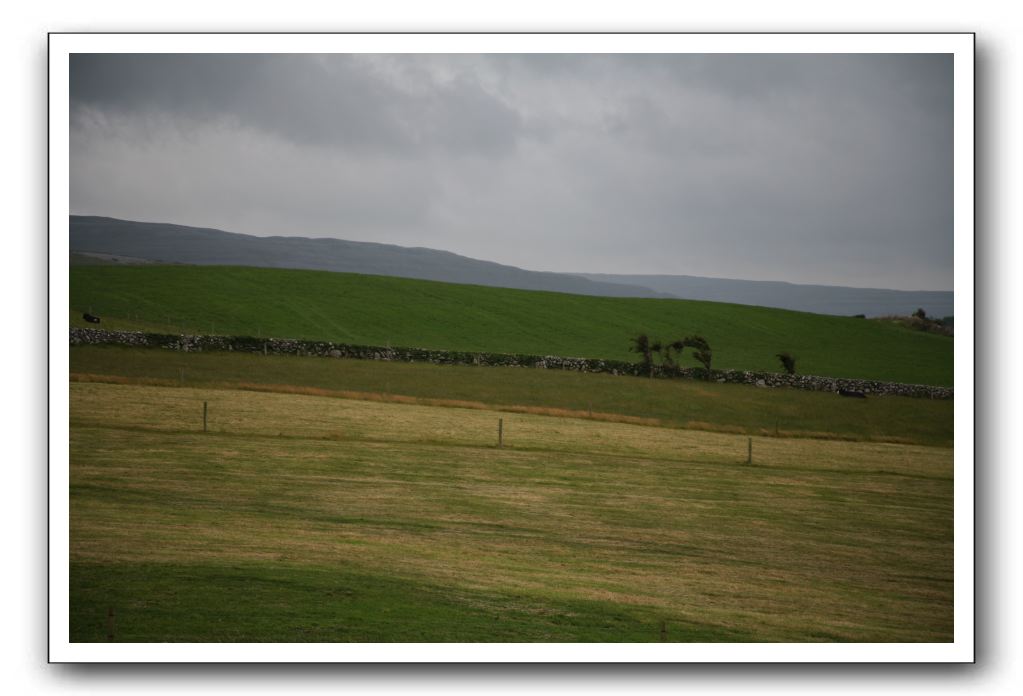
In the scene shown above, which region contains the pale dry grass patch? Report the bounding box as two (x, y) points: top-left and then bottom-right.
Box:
(73, 373), (664, 427)
(75, 371), (948, 446)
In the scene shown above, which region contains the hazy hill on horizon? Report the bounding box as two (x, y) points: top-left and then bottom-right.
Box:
(69, 215), (953, 317)
(69, 216), (672, 300)
(578, 273), (954, 319)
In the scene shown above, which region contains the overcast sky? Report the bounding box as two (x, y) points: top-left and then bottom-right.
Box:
(69, 53), (953, 291)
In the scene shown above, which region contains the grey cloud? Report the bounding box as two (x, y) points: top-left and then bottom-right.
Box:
(70, 114), (440, 237)
(71, 54), (522, 155)
(70, 53), (953, 291)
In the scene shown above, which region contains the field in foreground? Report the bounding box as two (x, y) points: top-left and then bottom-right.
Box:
(70, 381), (953, 642)
(69, 264), (953, 385)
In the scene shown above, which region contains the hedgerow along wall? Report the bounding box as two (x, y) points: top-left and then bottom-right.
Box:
(69, 328), (953, 400)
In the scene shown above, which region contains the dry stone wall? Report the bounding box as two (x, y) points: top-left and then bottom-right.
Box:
(69, 328), (953, 400)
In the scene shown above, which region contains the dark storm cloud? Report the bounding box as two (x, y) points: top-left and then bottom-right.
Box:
(71, 54), (522, 154)
(69, 53), (953, 290)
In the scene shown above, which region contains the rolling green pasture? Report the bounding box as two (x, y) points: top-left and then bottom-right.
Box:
(69, 265), (953, 386)
(70, 382), (953, 642)
(71, 346), (954, 447)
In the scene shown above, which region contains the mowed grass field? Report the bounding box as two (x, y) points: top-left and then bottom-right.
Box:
(69, 265), (953, 386)
(70, 379), (953, 642)
(71, 346), (954, 447)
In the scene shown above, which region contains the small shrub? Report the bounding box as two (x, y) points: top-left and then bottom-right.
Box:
(776, 352), (796, 375)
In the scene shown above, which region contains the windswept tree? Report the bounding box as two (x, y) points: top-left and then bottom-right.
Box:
(629, 334), (657, 377)
(649, 339), (664, 374)
(683, 335), (713, 376)
(635, 333), (711, 378)
(776, 351), (796, 375)
(662, 339), (686, 375)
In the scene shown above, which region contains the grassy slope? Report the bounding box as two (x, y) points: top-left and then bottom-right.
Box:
(71, 346), (954, 447)
(70, 382), (952, 642)
(69, 265), (953, 386)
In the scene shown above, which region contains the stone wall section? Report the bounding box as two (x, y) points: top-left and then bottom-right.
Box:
(70, 328), (952, 399)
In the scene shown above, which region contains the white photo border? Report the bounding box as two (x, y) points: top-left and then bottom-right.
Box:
(49, 31), (975, 663)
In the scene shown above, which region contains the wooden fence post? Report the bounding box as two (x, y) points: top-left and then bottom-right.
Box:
(498, 418), (503, 448)
(106, 607), (115, 641)
(747, 437), (752, 465)
(203, 401), (208, 432)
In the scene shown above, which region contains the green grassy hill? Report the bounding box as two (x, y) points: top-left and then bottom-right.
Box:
(70, 265), (953, 386)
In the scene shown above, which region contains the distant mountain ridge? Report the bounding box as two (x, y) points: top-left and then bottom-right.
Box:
(69, 216), (672, 300)
(69, 215), (953, 317)
(577, 274), (954, 319)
